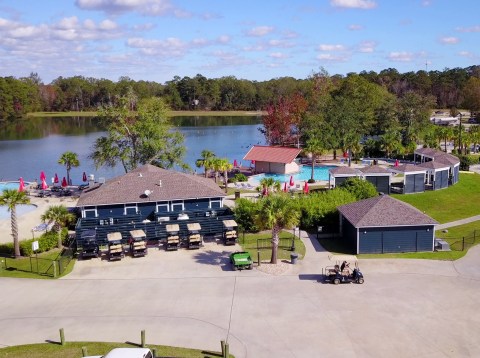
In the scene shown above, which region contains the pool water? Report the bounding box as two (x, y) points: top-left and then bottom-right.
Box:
(252, 165), (336, 184)
(0, 181), (25, 192)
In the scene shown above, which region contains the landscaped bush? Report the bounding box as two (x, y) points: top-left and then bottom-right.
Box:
(233, 198), (260, 232)
(0, 242), (14, 255)
(296, 189), (357, 229)
(339, 177), (378, 200)
(0, 228), (69, 257)
(228, 173), (248, 183)
(456, 154), (479, 170)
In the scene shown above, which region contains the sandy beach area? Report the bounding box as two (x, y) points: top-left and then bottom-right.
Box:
(0, 194), (78, 244)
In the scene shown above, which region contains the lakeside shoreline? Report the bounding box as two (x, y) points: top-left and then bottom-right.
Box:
(25, 110), (266, 118)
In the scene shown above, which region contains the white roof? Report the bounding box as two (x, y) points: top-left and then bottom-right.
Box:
(166, 224), (180, 232)
(107, 232), (122, 242)
(129, 229), (146, 239)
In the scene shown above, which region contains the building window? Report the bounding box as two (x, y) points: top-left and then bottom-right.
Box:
(124, 204), (138, 215)
(83, 206), (97, 218)
(156, 202), (169, 212)
(209, 198), (222, 209)
(171, 200), (184, 212)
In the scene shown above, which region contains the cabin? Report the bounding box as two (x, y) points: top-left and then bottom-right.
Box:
(414, 148), (460, 185)
(243, 145), (302, 174)
(75, 164), (233, 247)
(390, 164), (427, 194)
(338, 195), (438, 254)
(328, 166), (360, 188)
(358, 165), (392, 194)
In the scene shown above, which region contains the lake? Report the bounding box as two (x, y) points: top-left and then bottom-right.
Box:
(0, 116), (264, 183)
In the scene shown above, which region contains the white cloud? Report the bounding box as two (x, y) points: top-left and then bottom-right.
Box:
(75, 0), (174, 16)
(440, 36), (459, 44)
(269, 52), (288, 59)
(247, 26), (274, 37)
(318, 44), (346, 51)
(217, 35), (230, 44)
(456, 25), (480, 33)
(358, 41), (376, 53)
(330, 0), (377, 9)
(387, 51), (413, 62)
(127, 37), (187, 57)
(458, 51), (476, 59)
(316, 53), (348, 61)
(348, 24), (363, 31)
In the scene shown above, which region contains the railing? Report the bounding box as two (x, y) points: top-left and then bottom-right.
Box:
(445, 230), (480, 251)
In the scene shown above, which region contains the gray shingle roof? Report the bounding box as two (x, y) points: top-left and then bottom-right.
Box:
(359, 165), (392, 175)
(390, 163), (427, 174)
(434, 153), (460, 165)
(329, 166), (360, 176)
(417, 161), (450, 171)
(77, 164), (226, 207)
(338, 195), (438, 228)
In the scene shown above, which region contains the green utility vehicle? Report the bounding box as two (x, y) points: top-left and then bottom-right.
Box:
(230, 251), (253, 270)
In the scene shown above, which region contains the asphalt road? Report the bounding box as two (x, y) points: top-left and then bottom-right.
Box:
(1, 234), (479, 358)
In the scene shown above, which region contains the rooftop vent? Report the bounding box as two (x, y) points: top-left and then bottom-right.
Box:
(144, 189), (151, 197)
(158, 180), (162, 187)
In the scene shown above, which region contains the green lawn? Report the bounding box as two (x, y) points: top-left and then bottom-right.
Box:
(239, 231), (306, 262)
(393, 172), (480, 223)
(0, 249), (75, 279)
(0, 342), (232, 358)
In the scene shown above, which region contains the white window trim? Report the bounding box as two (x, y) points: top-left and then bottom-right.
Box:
(156, 202), (170, 212)
(209, 198), (222, 208)
(171, 200), (184, 211)
(83, 207), (97, 218)
(124, 203), (138, 215)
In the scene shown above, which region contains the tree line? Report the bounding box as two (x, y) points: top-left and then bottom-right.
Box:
(0, 66), (479, 120)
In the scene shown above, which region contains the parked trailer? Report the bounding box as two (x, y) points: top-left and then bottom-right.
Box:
(129, 229), (148, 257)
(107, 232), (125, 261)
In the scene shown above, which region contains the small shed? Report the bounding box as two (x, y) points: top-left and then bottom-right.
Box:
(359, 165), (392, 194)
(243, 145), (302, 174)
(328, 166), (360, 188)
(417, 161), (450, 190)
(435, 154), (460, 184)
(338, 195), (438, 254)
(390, 164), (427, 194)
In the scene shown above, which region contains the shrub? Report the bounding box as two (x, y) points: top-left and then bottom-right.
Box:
(233, 198), (260, 232)
(0, 242), (14, 255)
(19, 228), (68, 256)
(234, 173), (248, 182)
(456, 154), (478, 171)
(307, 178), (315, 184)
(339, 177), (378, 200)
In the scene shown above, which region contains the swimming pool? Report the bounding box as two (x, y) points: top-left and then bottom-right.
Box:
(0, 181), (25, 193)
(251, 165), (336, 184)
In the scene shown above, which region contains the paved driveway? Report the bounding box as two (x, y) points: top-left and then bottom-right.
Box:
(1, 236), (480, 358)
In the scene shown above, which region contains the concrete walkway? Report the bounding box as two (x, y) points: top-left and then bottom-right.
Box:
(437, 215), (480, 230)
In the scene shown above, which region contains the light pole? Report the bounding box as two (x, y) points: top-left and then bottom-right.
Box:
(291, 227), (297, 251)
(458, 113), (463, 154)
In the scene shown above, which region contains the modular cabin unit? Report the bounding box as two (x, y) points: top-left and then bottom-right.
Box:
(107, 232), (125, 261)
(390, 164), (427, 194)
(223, 219), (238, 245)
(129, 229), (148, 257)
(359, 165), (392, 194)
(414, 148), (460, 185)
(328, 167), (360, 188)
(187, 223), (202, 249)
(418, 161), (450, 190)
(338, 195), (438, 254)
(165, 224), (180, 251)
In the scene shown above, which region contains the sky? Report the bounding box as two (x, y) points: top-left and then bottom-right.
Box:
(0, 0), (478, 84)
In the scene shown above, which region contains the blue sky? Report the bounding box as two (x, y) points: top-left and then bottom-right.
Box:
(0, 0), (478, 84)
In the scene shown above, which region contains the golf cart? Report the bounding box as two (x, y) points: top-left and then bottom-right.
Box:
(128, 229), (148, 257)
(323, 254), (364, 285)
(165, 224), (180, 251)
(230, 251), (253, 270)
(107, 232), (124, 261)
(223, 219), (238, 245)
(84, 347), (153, 358)
(186, 222), (202, 249)
(80, 229), (99, 259)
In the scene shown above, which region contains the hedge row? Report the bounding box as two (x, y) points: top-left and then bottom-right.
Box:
(0, 228), (67, 256)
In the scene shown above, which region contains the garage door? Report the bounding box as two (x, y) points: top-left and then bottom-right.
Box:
(383, 230), (417, 253)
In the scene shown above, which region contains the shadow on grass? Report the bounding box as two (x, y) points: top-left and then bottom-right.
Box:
(45, 339), (62, 345)
(201, 350), (224, 357)
(192, 250), (232, 271)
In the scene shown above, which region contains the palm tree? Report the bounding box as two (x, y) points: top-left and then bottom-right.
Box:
(217, 158), (233, 193)
(58, 151), (80, 186)
(0, 189), (30, 257)
(380, 130), (402, 158)
(41, 205), (76, 249)
(195, 150), (215, 178)
(259, 177), (281, 195)
(210, 157), (223, 184)
(304, 137), (325, 181)
(253, 193), (300, 264)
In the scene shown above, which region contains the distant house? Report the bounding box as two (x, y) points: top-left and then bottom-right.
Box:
(338, 195), (438, 254)
(243, 145), (302, 174)
(75, 164), (232, 246)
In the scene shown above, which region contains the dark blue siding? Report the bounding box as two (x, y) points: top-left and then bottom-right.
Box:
(435, 169), (449, 190)
(405, 173), (425, 193)
(342, 218), (358, 254)
(359, 231), (383, 254)
(383, 230), (417, 253)
(452, 166), (459, 184)
(335, 177), (349, 187)
(366, 176), (390, 194)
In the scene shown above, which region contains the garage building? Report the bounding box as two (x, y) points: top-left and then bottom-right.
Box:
(338, 195), (438, 254)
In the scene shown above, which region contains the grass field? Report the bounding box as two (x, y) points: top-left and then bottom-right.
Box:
(26, 110), (264, 118)
(393, 172), (480, 223)
(0, 342), (232, 358)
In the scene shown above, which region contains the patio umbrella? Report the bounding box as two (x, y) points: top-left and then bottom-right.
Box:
(233, 159), (238, 167)
(289, 176), (294, 187)
(82, 171), (87, 182)
(283, 182), (288, 192)
(41, 178), (48, 190)
(61, 176), (68, 188)
(54, 173), (59, 184)
(18, 177), (25, 192)
(303, 181), (309, 194)
(39, 171), (46, 181)
(394, 159), (399, 167)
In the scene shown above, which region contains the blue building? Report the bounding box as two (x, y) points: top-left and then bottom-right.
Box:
(75, 164), (232, 247)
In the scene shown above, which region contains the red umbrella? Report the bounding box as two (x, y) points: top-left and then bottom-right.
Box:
(251, 160), (255, 165)
(54, 173), (59, 184)
(394, 159), (399, 167)
(343, 151), (348, 158)
(18, 177), (25, 192)
(233, 159), (238, 167)
(82, 172), (87, 182)
(61, 177), (68, 188)
(303, 181), (309, 194)
(41, 178), (48, 190)
(39, 171), (46, 181)
(283, 182), (288, 192)
(289, 176), (294, 187)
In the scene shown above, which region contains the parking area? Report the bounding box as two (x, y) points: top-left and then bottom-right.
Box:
(1, 234), (480, 358)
